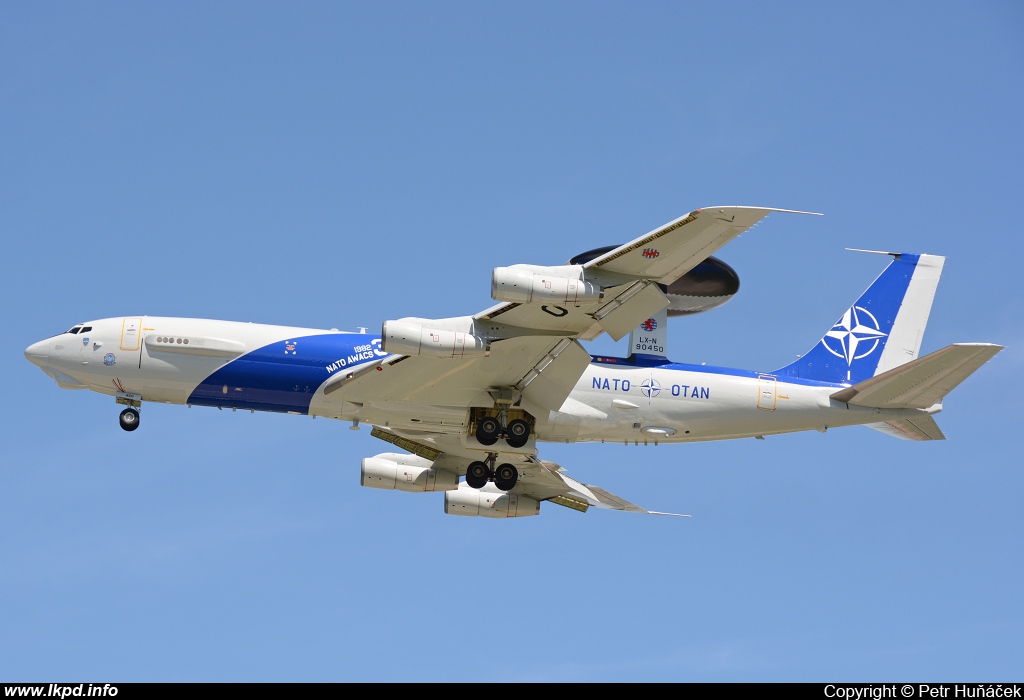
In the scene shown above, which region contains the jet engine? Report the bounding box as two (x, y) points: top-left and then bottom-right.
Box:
(491, 265), (602, 305)
(361, 453), (459, 493)
(443, 483), (540, 518)
(567, 247), (740, 316)
(382, 319), (489, 358)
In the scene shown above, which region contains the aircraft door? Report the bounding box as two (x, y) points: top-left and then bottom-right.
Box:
(120, 317), (143, 367)
(120, 318), (142, 351)
(757, 374), (777, 411)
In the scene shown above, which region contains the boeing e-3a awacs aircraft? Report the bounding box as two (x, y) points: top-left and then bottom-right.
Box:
(24, 207), (1003, 519)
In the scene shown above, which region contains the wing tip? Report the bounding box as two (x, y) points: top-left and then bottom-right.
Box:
(699, 206), (823, 216)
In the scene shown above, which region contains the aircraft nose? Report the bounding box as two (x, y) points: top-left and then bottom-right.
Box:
(24, 340), (50, 367)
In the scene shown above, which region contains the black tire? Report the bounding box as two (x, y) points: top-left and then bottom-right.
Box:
(505, 419), (530, 448)
(494, 463), (518, 491)
(465, 461), (490, 489)
(119, 408), (140, 432)
(475, 416), (501, 446)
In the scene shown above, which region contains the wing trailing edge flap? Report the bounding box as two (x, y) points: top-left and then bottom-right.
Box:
(590, 281), (670, 341)
(830, 343), (1004, 409)
(517, 338), (593, 411)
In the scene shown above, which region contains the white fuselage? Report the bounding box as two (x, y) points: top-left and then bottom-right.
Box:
(24, 316), (932, 444)
(563, 362), (906, 443)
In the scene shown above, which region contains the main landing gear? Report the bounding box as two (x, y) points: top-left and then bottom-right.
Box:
(474, 414), (531, 449)
(465, 455), (519, 492)
(505, 419), (530, 448)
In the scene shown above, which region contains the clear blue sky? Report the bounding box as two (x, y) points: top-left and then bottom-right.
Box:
(2, 1), (1021, 681)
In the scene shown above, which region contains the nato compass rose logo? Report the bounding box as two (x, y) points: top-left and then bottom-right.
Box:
(822, 306), (887, 371)
(642, 248), (660, 259)
(284, 340), (298, 355)
(641, 318), (658, 332)
(640, 378), (661, 398)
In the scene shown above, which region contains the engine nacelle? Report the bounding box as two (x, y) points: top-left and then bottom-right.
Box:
(361, 453), (459, 493)
(382, 319), (489, 358)
(443, 483), (540, 518)
(492, 265), (602, 305)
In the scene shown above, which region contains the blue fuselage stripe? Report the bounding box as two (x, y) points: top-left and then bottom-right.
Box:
(187, 333), (384, 413)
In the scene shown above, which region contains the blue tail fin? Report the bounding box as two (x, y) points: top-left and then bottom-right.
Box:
(776, 253), (944, 384)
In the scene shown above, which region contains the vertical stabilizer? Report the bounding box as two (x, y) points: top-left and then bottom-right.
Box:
(628, 308), (669, 366)
(776, 253), (945, 384)
(872, 254), (944, 375)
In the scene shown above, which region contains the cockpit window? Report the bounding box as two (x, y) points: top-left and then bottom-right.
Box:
(67, 326), (82, 334)
(80, 326), (92, 333)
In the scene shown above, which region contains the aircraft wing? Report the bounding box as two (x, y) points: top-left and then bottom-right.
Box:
(476, 206), (814, 340)
(326, 334), (594, 412)
(369, 427), (688, 516)
(585, 206), (820, 284)
(326, 207), (798, 413)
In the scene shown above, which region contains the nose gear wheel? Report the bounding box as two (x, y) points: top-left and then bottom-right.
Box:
(119, 408), (140, 432)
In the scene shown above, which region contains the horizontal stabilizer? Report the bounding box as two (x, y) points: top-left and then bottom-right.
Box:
(865, 415), (946, 441)
(831, 343), (1003, 409)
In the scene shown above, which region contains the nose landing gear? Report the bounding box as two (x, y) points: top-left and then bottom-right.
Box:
(115, 392), (142, 432)
(119, 408), (140, 431)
